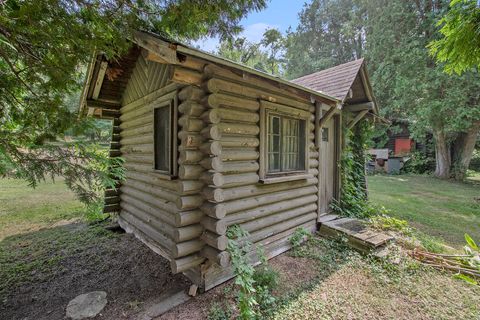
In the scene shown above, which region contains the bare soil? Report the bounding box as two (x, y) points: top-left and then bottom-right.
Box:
(0, 222), (190, 320)
(157, 254), (319, 320)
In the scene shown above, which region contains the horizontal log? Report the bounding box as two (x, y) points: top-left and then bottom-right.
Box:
(200, 158), (259, 173)
(120, 113), (152, 130)
(219, 136), (259, 148)
(205, 78), (314, 112)
(120, 210), (174, 255)
(111, 133), (121, 142)
(121, 144), (153, 155)
(103, 203), (120, 213)
(118, 215), (172, 260)
(172, 239), (204, 258)
(120, 185), (177, 214)
(204, 93), (260, 112)
(199, 141), (222, 156)
(201, 231), (228, 251)
(109, 150), (121, 158)
(176, 194), (204, 210)
(112, 126), (121, 134)
(175, 224), (204, 242)
(176, 180), (204, 195)
(118, 195), (176, 228)
(178, 131), (205, 149)
(178, 150), (204, 164)
(104, 196), (119, 205)
(201, 123), (259, 140)
(201, 202), (227, 219)
(221, 149), (259, 161)
(123, 179), (177, 202)
(171, 66), (203, 86)
(178, 115), (203, 132)
(200, 172), (259, 188)
(104, 188), (119, 197)
(242, 206), (317, 233)
(225, 195), (318, 226)
(178, 85), (205, 102)
(120, 199), (176, 237)
(178, 164), (204, 180)
(201, 246), (229, 267)
(176, 210), (204, 227)
(171, 254), (205, 274)
(125, 171), (177, 192)
(121, 135), (153, 146)
(248, 218), (316, 245)
(120, 123), (152, 138)
(203, 185), (317, 217)
(203, 64), (320, 108)
(204, 177), (317, 202)
(201, 216), (227, 235)
(178, 101), (206, 117)
(201, 108), (258, 124)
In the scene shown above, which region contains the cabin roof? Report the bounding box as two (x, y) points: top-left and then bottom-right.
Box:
(291, 59), (379, 115)
(292, 59), (365, 101)
(79, 31), (341, 115)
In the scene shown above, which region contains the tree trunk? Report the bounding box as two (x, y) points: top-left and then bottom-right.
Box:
(434, 130), (451, 179)
(451, 122), (480, 180)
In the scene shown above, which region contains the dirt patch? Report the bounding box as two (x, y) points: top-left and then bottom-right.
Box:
(157, 253), (319, 319)
(0, 222), (190, 320)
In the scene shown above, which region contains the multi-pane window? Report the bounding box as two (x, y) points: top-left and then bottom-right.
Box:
(266, 113), (306, 174)
(153, 97), (177, 176)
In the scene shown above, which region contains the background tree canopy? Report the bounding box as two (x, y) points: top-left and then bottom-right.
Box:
(0, 0), (266, 210)
(217, 0), (479, 181)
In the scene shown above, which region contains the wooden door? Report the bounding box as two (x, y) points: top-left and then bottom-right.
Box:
(318, 115), (339, 215)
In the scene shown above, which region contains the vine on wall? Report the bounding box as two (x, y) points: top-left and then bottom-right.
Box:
(331, 117), (376, 219)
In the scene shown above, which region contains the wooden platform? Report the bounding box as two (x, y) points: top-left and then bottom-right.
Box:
(318, 215), (394, 253)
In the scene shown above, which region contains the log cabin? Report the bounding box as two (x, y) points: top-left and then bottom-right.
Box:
(79, 31), (378, 290)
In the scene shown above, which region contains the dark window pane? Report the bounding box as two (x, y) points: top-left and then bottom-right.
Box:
(322, 127), (329, 142)
(266, 113), (306, 174)
(154, 106), (171, 172)
(270, 116), (280, 134)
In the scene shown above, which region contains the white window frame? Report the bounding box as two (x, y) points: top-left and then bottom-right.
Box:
(259, 101), (311, 184)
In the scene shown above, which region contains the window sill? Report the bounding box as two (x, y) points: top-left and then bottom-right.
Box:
(152, 170), (175, 180)
(260, 173), (313, 185)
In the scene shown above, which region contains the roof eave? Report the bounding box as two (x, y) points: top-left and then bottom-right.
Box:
(133, 31), (340, 106)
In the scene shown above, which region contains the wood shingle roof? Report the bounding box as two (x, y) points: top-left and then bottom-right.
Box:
(291, 58), (365, 102)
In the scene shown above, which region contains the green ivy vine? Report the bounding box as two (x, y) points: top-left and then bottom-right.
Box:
(331, 117), (376, 219)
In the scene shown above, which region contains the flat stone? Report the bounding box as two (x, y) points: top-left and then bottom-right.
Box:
(66, 291), (107, 320)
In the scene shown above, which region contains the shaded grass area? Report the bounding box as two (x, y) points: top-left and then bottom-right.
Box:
(272, 237), (480, 320)
(367, 175), (480, 248)
(0, 179), (189, 319)
(0, 178), (83, 240)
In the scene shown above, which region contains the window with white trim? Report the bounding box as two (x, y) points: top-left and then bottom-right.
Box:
(260, 101), (310, 181)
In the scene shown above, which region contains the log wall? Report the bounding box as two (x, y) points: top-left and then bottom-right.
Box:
(192, 63), (320, 289)
(117, 51), (206, 274)
(115, 48), (327, 290)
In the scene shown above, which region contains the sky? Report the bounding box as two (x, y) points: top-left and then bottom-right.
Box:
(194, 1), (307, 52)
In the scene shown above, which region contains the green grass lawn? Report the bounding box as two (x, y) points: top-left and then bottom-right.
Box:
(368, 174), (480, 248)
(0, 178), (83, 240)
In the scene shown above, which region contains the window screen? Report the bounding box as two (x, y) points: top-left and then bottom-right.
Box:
(267, 113), (306, 174)
(154, 104), (172, 173)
